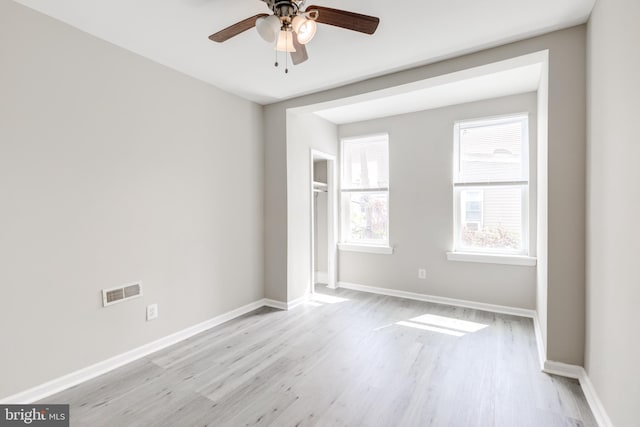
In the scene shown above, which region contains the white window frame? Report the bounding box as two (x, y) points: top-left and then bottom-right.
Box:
(452, 114), (530, 257)
(339, 133), (392, 254)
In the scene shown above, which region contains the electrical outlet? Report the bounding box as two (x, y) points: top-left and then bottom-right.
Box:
(418, 269), (427, 279)
(146, 304), (158, 321)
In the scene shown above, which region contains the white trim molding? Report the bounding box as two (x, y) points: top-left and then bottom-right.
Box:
(338, 244), (394, 255)
(542, 361), (613, 427)
(579, 370), (614, 427)
(2, 283), (613, 427)
(446, 251), (537, 266)
(543, 360), (583, 379)
(263, 293), (310, 311)
(2, 294), (320, 404)
(0, 298), (266, 404)
(337, 281), (612, 426)
(2, 293), (323, 404)
(262, 299), (288, 311)
(533, 313), (546, 369)
(337, 281), (535, 318)
(309, 149), (338, 292)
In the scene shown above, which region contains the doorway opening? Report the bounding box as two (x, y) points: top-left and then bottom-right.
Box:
(310, 150), (337, 293)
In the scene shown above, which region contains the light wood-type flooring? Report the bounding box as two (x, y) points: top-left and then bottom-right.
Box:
(45, 287), (597, 426)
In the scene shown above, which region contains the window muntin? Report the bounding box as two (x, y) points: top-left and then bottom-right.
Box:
(341, 134), (389, 246)
(453, 115), (529, 255)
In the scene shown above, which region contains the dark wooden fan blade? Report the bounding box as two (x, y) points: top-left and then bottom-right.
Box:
(208, 13), (269, 42)
(307, 6), (379, 35)
(290, 32), (309, 65)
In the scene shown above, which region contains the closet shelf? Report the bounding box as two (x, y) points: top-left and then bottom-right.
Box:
(313, 181), (328, 191)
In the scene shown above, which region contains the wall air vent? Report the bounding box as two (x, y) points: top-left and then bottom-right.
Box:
(102, 282), (143, 307)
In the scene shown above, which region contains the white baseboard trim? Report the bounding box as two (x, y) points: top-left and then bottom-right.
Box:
(337, 281), (536, 318)
(532, 313), (546, 370)
(263, 298), (288, 310)
(263, 293), (310, 311)
(542, 361), (613, 427)
(578, 370), (614, 427)
(2, 289), (614, 427)
(1, 298), (266, 404)
(335, 281), (615, 426)
(543, 360), (583, 379)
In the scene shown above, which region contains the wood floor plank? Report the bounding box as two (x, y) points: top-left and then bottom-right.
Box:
(43, 287), (598, 427)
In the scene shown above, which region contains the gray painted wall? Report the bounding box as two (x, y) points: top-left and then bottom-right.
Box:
(338, 93), (537, 309)
(0, 0), (594, 401)
(264, 26), (586, 366)
(286, 113), (338, 301)
(544, 27), (586, 367)
(586, 0), (640, 425)
(264, 106), (288, 302)
(0, 1), (264, 398)
(536, 65), (550, 358)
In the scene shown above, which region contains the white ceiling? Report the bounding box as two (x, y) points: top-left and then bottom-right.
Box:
(314, 63), (542, 124)
(13, 0), (595, 104)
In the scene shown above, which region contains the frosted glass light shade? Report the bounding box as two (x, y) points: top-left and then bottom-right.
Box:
(275, 30), (296, 52)
(256, 15), (281, 43)
(291, 16), (317, 44)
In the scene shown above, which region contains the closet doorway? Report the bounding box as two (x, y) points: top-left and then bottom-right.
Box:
(310, 150), (337, 293)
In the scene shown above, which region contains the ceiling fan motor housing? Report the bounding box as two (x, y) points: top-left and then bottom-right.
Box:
(265, 0), (302, 28)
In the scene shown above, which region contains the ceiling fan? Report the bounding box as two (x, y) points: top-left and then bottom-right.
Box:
(208, 0), (380, 71)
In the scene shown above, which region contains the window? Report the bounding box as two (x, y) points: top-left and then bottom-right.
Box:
(453, 115), (529, 255)
(340, 134), (389, 247)
(462, 190), (484, 231)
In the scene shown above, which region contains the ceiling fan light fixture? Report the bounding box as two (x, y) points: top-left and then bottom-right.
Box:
(291, 15), (317, 44)
(256, 15), (281, 43)
(208, 3), (380, 71)
(275, 30), (296, 52)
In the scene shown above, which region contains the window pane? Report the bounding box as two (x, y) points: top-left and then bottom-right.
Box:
(458, 119), (525, 183)
(342, 192), (388, 243)
(462, 190), (484, 226)
(343, 137), (389, 189)
(458, 186), (523, 252)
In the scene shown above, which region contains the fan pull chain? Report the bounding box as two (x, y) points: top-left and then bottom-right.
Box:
(272, 32), (290, 74)
(274, 44), (279, 68)
(285, 32), (289, 74)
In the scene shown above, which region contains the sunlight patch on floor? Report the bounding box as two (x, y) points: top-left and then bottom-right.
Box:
(394, 313), (488, 337)
(396, 320), (466, 337)
(410, 314), (488, 333)
(311, 294), (349, 304)
(305, 301), (324, 307)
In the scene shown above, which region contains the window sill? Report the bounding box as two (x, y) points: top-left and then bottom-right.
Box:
(446, 251), (536, 266)
(339, 244), (394, 255)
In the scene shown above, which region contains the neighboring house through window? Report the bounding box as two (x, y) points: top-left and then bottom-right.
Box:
(453, 114), (529, 255)
(462, 190), (484, 231)
(340, 134), (389, 248)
